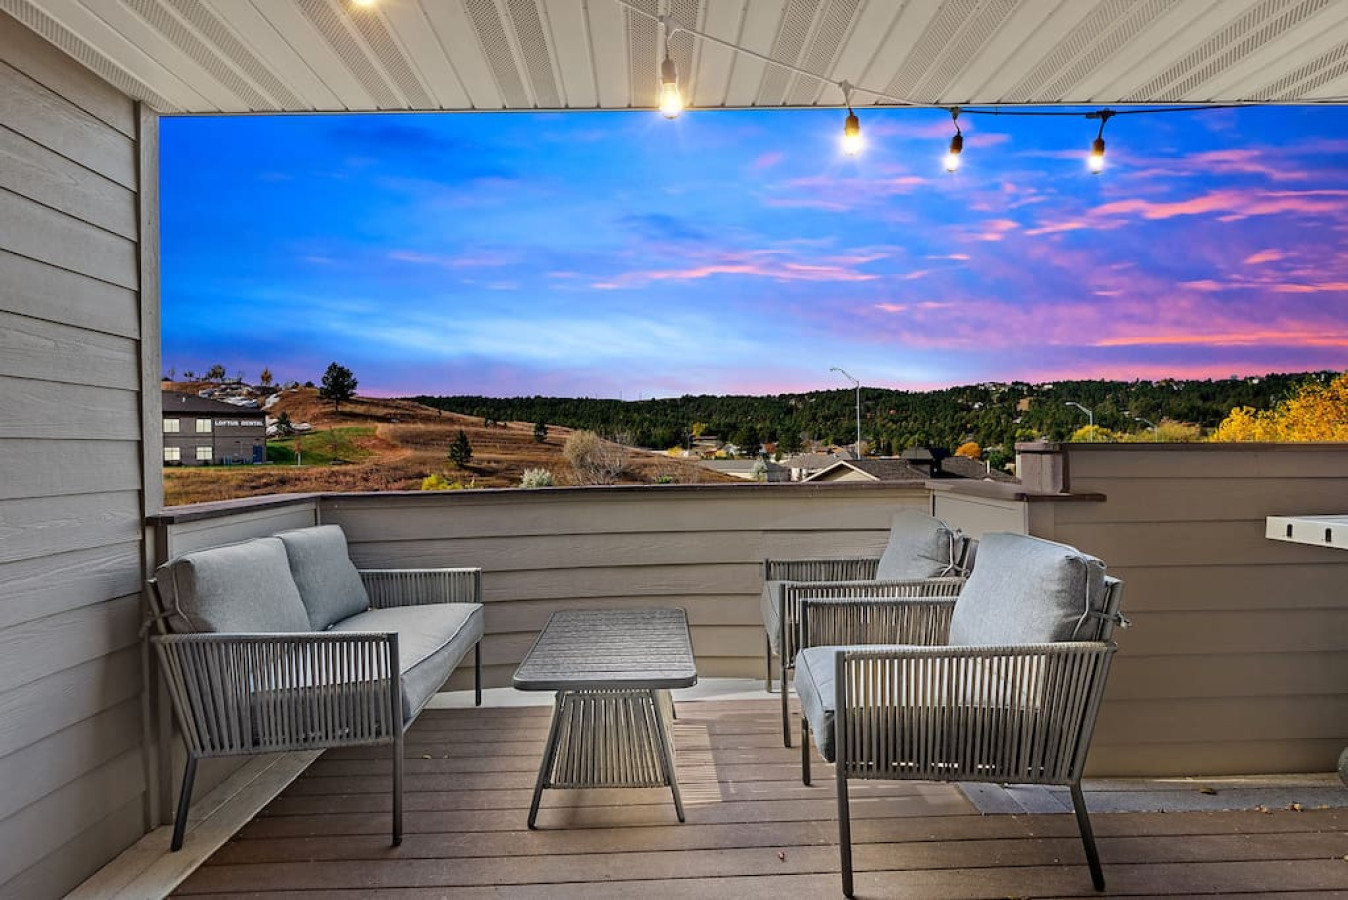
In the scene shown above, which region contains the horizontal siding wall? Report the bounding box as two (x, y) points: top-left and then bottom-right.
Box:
(0, 11), (150, 899)
(321, 484), (933, 689)
(1047, 444), (1348, 777)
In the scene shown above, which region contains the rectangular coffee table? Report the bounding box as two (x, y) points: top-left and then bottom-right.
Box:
(512, 607), (697, 828)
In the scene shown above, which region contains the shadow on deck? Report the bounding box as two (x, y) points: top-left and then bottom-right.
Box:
(173, 699), (1347, 898)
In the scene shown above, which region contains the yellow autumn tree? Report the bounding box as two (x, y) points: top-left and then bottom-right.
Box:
(954, 441), (981, 458)
(1068, 425), (1121, 443)
(1209, 373), (1348, 442)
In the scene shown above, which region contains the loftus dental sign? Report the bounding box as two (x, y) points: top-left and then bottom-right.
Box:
(213, 419), (263, 428)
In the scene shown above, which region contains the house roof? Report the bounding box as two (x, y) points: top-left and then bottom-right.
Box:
(938, 454), (1018, 483)
(804, 458), (932, 483)
(805, 455), (1018, 483)
(162, 390), (266, 417)
(15, 1), (1348, 115)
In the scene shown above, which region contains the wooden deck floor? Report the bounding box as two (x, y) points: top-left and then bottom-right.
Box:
(174, 699), (1348, 898)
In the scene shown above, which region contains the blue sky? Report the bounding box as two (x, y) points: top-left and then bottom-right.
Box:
(161, 105), (1348, 398)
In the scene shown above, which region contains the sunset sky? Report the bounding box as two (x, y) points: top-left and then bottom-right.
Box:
(160, 104), (1348, 398)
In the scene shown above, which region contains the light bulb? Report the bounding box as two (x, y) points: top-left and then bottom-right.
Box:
(351, 0), (377, 6)
(659, 56), (682, 119)
(945, 133), (963, 173)
(1089, 137), (1106, 174)
(842, 111), (862, 156)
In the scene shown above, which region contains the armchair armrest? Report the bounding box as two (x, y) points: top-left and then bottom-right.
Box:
(799, 596), (957, 648)
(151, 631), (401, 756)
(784, 576), (966, 604)
(764, 557), (880, 583)
(833, 641), (1117, 783)
(358, 567), (482, 608)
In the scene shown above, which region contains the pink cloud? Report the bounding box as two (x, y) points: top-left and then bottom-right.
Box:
(752, 151), (784, 170)
(1272, 281), (1348, 293)
(389, 249), (516, 268)
(1243, 249), (1285, 265)
(593, 249), (880, 289)
(971, 219), (1020, 241)
(1096, 330), (1348, 348)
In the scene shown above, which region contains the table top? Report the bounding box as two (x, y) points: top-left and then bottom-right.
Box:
(1266, 514), (1348, 551)
(512, 607), (698, 691)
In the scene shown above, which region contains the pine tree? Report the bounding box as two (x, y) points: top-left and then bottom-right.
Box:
(448, 429), (473, 468)
(319, 362), (358, 413)
(533, 421), (549, 443)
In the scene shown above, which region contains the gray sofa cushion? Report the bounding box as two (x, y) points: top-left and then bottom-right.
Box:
(275, 525), (371, 631)
(330, 603), (485, 720)
(873, 509), (961, 581)
(948, 532), (1106, 646)
(155, 537), (311, 634)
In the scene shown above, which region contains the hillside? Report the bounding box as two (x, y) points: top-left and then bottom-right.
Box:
(163, 386), (729, 506)
(416, 371), (1334, 459)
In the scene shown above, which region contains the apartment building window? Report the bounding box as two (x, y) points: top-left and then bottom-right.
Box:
(196, 446), (212, 462)
(164, 447), (181, 463)
(196, 418), (213, 433)
(163, 418), (180, 433)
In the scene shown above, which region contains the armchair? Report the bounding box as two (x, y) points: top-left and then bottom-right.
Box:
(792, 532), (1127, 897)
(761, 508), (973, 746)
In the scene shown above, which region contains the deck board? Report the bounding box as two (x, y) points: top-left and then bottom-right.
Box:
(173, 700), (1348, 897)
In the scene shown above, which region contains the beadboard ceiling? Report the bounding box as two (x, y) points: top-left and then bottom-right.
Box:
(6, 0), (1348, 115)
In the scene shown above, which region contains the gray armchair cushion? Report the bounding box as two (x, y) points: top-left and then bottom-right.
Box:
(155, 537), (311, 634)
(761, 580), (786, 654)
(331, 603), (484, 720)
(275, 525), (371, 631)
(796, 644), (845, 761)
(873, 509), (961, 581)
(795, 645), (1039, 763)
(948, 532), (1106, 646)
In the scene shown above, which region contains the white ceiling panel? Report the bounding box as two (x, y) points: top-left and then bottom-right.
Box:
(6, 0), (1348, 115)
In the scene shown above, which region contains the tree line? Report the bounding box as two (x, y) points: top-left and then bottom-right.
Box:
(410, 371), (1331, 462)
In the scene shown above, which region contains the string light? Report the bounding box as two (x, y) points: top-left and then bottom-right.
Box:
(1088, 109), (1114, 174)
(840, 81), (862, 156)
(612, 0), (1228, 172)
(658, 16), (683, 119)
(944, 107), (963, 172)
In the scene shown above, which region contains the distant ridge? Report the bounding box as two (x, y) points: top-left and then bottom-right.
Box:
(411, 371), (1334, 458)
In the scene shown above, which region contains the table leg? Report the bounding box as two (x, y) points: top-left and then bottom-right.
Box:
(650, 689), (685, 822)
(528, 692), (567, 829)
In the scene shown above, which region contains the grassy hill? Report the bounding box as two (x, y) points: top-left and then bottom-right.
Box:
(163, 386), (728, 506)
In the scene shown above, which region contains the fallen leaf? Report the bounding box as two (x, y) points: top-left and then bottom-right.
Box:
(1288, 802), (1304, 812)
(421, 754), (431, 759)
(1198, 786), (1217, 795)
(1255, 804), (1271, 814)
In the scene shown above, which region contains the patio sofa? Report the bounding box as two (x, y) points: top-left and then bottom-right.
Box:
(147, 524), (484, 851)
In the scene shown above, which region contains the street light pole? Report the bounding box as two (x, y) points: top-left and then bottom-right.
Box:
(1065, 401), (1094, 441)
(831, 367), (861, 459)
(1135, 415), (1159, 438)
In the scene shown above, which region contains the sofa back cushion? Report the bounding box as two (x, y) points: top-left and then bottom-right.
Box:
(948, 532), (1107, 646)
(155, 537), (311, 634)
(275, 525), (371, 630)
(873, 509), (962, 581)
